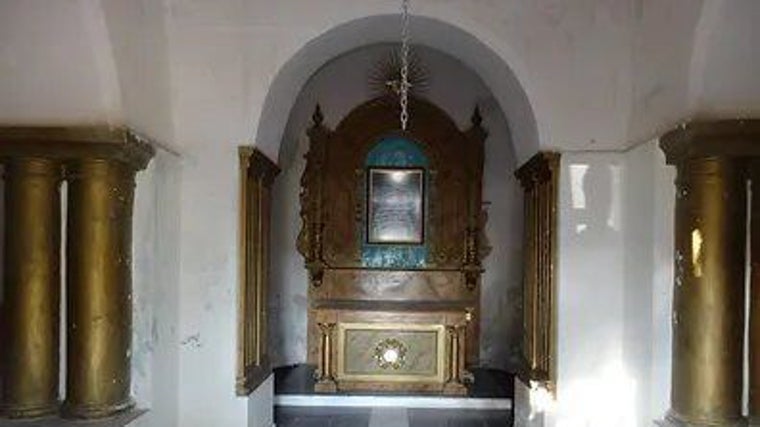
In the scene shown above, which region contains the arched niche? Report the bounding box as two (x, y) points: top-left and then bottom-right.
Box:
(252, 14), (540, 165)
(269, 43), (525, 376)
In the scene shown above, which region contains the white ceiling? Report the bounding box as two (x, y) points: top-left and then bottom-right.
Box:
(0, 0), (758, 160)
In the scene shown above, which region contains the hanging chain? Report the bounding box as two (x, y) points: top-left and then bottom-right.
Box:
(399, 0), (411, 130)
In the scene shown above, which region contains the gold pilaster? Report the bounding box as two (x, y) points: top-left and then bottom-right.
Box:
(315, 322), (337, 392)
(237, 147), (279, 396)
(660, 120), (760, 427)
(0, 158), (62, 418)
(442, 324), (468, 395)
(515, 152), (560, 388)
(62, 158), (137, 419)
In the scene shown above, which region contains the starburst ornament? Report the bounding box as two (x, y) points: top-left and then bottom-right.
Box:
(368, 50), (429, 98)
(368, 0), (423, 130)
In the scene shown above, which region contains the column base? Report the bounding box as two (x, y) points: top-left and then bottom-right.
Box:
(658, 410), (747, 427)
(0, 401), (59, 419)
(314, 379), (337, 393)
(60, 398), (134, 420)
(442, 381), (468, 396)
(0, 408), (146, 427)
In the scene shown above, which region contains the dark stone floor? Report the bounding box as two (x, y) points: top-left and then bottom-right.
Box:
(273, 365), (515, 426)
(274, 406), (512, 427)
(274, 365), (514, 398)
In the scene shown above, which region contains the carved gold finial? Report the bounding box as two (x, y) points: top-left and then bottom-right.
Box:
(312, 104), (324, 126)
(471, 106), (483, 128)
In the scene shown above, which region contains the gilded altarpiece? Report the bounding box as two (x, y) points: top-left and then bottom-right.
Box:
(298, 97), (487, 394)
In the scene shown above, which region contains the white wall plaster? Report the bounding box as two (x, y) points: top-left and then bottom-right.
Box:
(131, 149), (183, 427)
(247, 375), (274, 427)
(0, 0), (121, 124)
(176, 142), (248, 427)
(689, 0), (760, 118)
(556, 152), (628, 427)
(550, 146), (675, 427)
(100, 0), (177, 148)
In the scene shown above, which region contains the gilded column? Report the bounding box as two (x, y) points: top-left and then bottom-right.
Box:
(315, 322), (337, 392)
(667, 156), (746, 426)
(0, 157), (62, 418)
(62, 158), (138, 419)
(660, 121), (758, 427)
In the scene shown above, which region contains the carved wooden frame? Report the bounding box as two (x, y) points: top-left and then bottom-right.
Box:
(515, 152), (560, 392)
(237, 146), (280, 395)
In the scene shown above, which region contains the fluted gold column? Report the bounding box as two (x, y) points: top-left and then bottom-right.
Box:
(666, 156), (747, 426)
(0, 157), (62, 418)
(61, 158), (137, 419)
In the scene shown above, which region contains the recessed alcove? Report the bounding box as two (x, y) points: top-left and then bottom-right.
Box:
(268, 42), (524, 397)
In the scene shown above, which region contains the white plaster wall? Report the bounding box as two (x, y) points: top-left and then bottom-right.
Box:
(650, 144), (676, 422)
(556, 152), (628, 426)
(270, 44), (523, 371)
(550, 147), (674, 427)
(629, 3), (703, 142)
(247, 375), (274, 427)
(100, 0), (177, 148)
(690, 0), (760, 118)
(0, 0), (121, 124)
(7, 0), (756, 152)
(622, 142), (656, 427)
(175, 142), (248, 427)
(131, 149), (183, 427)
(621, 141), (675, 426)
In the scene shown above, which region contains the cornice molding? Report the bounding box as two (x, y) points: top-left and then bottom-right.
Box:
(515, 151), (560, 188)
(0, 125), (156, 170)
(239, 146), (280, 183)
(660, 119), (760, 165)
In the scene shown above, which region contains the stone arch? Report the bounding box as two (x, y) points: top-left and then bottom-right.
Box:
(252, 14), (541, 165)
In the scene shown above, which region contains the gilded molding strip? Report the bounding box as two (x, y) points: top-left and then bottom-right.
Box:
(237, 146), (279, 396)
(0, 126), (154, 170)
(515, 152), (559, 391)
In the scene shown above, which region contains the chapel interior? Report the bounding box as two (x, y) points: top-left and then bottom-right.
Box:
(0, 1), (759, 427)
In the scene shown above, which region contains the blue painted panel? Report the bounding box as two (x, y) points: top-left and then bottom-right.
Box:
(365, 137), (430, 167)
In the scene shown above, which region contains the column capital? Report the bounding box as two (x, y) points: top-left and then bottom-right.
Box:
(515, 151), (560, 189)
(660, 119), (760, 165)
(239, 146), (280, 185)
(0, 126), (155, 171)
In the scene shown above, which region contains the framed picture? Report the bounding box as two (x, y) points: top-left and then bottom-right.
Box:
(367, 167), (425, 244)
